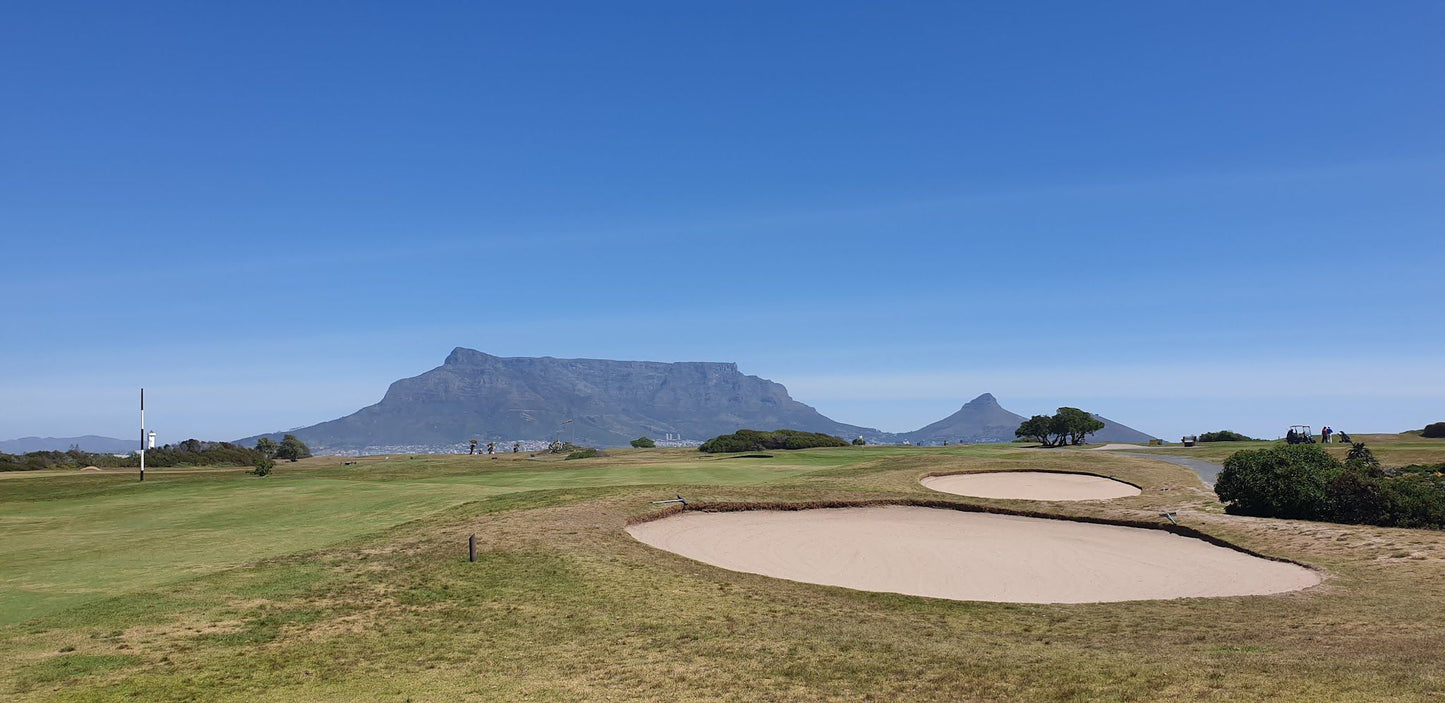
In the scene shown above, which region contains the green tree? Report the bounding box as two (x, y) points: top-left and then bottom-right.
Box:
(1422, 422), (1445, 439)
(630, 437), (656, 448)
(252, 458), (275, 477)
(1015, 415), (1055, 446)
(1054, 407), (1105, 446)
(851, 436), (866, 446)
(254, 437), (278, 459)
(274, 434), (312, 462)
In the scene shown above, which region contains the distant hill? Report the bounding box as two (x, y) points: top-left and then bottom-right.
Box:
(0, 435), (135, 454)
(1090, 414), (1157, 444)
(898, 393), (1025, 444)
(899, 394), (1157, 444)
(240, 348), (882, 451)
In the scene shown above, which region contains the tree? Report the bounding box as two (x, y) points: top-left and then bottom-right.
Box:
(252, 458), (275, 477)
(255, 437), (278, 459)
(1054, 407), (1105, 446)
(630, 437), (656, 448)
(1015, 415), (1055, 446)
(1423, 422), (1445, 439)
(274, 434), (312, 462)
(1198, 430), (1255, 442)
(851, 436), (866, 446)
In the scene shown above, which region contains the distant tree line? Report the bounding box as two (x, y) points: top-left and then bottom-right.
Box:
(1198, 430), (1257, 442)
(699, 429), (849, 453)
(1014, 408), (1105, 447)
(0, 440), (272, 472)
(1215, 443), (1445, 529)
(1423, 422), (1445, 439)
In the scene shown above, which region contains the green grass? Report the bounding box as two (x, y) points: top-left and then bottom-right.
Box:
(3, 441), (1445, 700)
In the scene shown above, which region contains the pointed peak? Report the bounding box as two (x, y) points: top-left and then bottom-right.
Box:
(964, 392), (998, 407)
(444, 347), (494, 365)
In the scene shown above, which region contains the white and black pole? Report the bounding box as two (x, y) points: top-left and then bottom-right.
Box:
(139, 388), (145, 482)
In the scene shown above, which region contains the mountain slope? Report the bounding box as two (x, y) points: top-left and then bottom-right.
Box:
(242, 348), (879, 450)
(899, 395), (1158, 444)
(897, 394), (1025, 443)
(0, 435), (135, 453)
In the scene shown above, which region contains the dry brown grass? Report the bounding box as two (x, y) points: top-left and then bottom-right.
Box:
(3, 445), (1444, 701)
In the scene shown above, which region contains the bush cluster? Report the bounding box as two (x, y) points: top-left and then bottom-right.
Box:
(1215, 443), (1445, 529)
(564, 448), (603, 460)
(630, 437), (655, 448)
(698, 429), (849, 453)
(1198, 430), (1256, 442)
(1423, 422), (1445, 439)
(0, 441), (269, 472)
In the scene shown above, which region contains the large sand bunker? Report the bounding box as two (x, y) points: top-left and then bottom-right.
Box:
(627, 506), (1319, 603)
(921, 471), (1141, 501)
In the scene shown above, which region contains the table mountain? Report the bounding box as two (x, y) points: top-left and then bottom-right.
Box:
(243, 348), (880, 451)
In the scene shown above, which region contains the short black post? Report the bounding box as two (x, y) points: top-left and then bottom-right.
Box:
(468, 533), (476, 562)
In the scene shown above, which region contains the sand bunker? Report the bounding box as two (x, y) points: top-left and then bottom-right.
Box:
(628, 506), (1319, 603)
(921, 471), (1141, 501)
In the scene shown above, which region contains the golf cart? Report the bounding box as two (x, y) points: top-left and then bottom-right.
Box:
(1286, 425), (1315, 444)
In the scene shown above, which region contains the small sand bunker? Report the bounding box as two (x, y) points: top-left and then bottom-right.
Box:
(80, 466), (102, 472)
(628, 506), (1319, 603)
(921, 471), (1141, 501)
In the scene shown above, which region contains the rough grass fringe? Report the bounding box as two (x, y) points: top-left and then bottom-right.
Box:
(626, 497), (1315, 571)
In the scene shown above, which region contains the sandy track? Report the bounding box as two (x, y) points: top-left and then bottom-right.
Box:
(921, 471), (1140, 501)
(627, 506), (1320, 603)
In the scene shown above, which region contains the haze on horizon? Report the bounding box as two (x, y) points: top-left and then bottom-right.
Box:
(2, 2), (1441, 444)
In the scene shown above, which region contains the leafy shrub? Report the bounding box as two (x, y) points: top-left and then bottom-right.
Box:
(1214, 444), (1341, 519)
(698, 429), (849, 453)
(1216, 443), (1445, 529)
(1198, 430), (1255, 442)
(630, 437), (655, 448)
(1423, 422), (1445, 439)
(851, 437), (866, 446)
(564, 448), (602, 460)
(252, 458), (275, 477)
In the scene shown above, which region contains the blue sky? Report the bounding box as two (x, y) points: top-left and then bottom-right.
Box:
(2, 1), (1442, 443)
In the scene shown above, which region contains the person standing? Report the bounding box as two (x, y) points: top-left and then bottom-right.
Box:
(1323, 426), (1332, 444)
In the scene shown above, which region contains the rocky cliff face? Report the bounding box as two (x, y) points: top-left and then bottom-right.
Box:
(251, 348), (878, 450)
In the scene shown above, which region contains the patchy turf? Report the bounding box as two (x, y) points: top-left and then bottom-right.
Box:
(2, 442), (1444, 700)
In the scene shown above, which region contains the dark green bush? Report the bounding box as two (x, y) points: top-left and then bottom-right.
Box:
(564, 448), (602, 460)
(699, 429), (849, 453)
(1422, 422), (1445, 438)
(1214, 444), (1341, 519)
(851, 437), (866, 446)
(252, 458), (275, 477)
(1198, 430), (1256, 442)
(1216, 443), (1445, 529)
(630, 437), (655, 448)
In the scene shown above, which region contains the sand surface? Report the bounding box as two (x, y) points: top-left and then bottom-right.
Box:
(921, 471), (1141, 501)
(627, 506), (1320, 603)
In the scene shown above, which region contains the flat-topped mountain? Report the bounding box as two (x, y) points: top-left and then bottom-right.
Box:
(900, 393), (1157, 444)
(244, 348), (880, 450)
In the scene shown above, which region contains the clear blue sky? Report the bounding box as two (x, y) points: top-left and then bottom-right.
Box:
(2, 1), (1442, 443)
